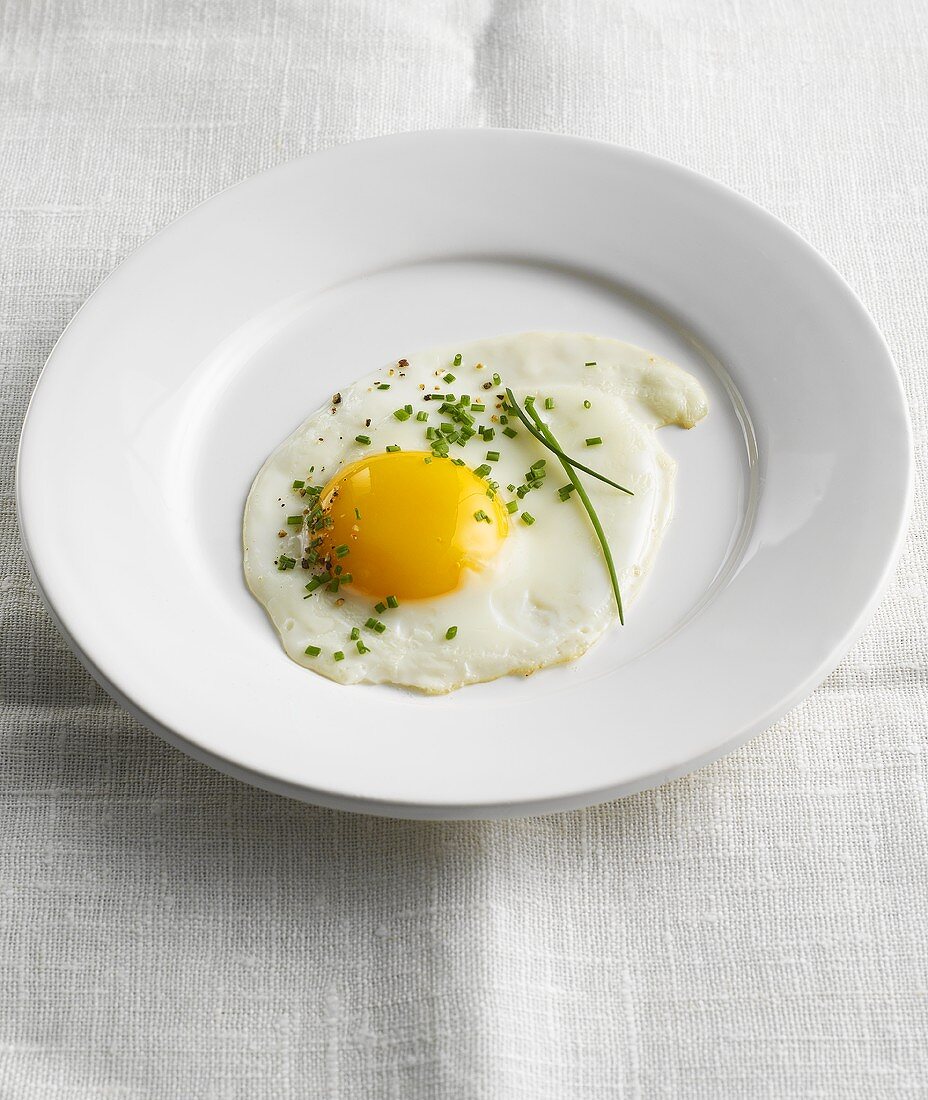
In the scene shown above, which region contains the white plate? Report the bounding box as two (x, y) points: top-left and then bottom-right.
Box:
(17, 130), (912, 818)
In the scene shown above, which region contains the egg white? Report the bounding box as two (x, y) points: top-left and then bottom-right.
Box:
(243, 332), (708, 692)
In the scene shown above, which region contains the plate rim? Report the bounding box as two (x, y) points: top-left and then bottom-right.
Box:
(17, 128), (914, 817)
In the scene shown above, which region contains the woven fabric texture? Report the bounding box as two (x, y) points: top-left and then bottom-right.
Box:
(1, 0), (927, 1096)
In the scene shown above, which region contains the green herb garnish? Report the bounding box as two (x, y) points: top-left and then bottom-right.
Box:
(445, 626), (457, 640)
(509, 391), (625, 623)
(305, 644), (321, 657)
(355, 435), (371, 445)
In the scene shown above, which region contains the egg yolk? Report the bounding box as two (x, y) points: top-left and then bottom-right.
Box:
(317, 452), (508, 599)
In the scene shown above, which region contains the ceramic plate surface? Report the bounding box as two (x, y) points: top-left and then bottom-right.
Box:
(17, 130), (912, 818)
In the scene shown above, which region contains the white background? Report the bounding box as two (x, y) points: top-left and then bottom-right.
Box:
(2, 1), (926, 1095)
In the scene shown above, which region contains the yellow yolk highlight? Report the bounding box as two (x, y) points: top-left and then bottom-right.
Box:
(318, 452), (508, 599)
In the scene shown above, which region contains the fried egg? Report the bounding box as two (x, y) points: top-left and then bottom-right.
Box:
(243, 332), (707, 692)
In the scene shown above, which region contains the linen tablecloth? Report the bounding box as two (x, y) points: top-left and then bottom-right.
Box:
(2, 1), (926, 1095)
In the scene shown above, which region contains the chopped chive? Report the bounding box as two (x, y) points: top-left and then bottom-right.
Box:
(451, 457), (465, 466)
(304, 644), (321, 657)
(305, 575), (327, 592)
(445, 626), (458, 640)
(277, 555), (296, 571)
(354, 507), (361, 520)
(531, 459), (546, 470)
(426, 427), (439, 440)
(474, 464), (492, 478)
(386, 444), (401, 453)
(365, 617), (377, 629)
(386, 595), (399, 609)
(404, 404), (412, 414)
(492, 373), (501, 385)
(340, 573), (353, 584)
(375, 602), (386, 614)
(333, 651), (345, 662)
(292, 479), (305, 490)
(373, 621), (386, 634)
(583, 400), (592, 409)
(286, 515), (303, 525)
(350, 627), (360, 641)
(393, 408), (411, 421)
(499, 414), (508, 424)
(544, 397), (555, 410)
(453, 353), (462, 366)
(335, 544), (349, 558)
(459, 394), (471, 406)
(482, 427), (495, 441)
(473, 509), (488, 522)
(585, 436), (603, 447)
(503, 427), (518, 438)
(558, 484), (576, 500)
(424, 457), (432, 464)
(355, 434), (371, 445)
(416, 410), (428, 422)
(375, 382), (391, 390)
(585, 361), (597, 367)
(471, 402), (485, 412)
(444, 372), (455, 384)
(486, 450), (500, 462)
(521, 512), (536, 526)
(356, 640), (370, 655)
(505, 500), (518, 514)
(326, 578), (340, 592)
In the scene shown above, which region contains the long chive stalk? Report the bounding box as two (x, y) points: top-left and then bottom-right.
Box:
(517, 393), (625, 624)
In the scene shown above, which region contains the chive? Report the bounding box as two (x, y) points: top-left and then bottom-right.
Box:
(460, 394), (471, 406)
(503, 427), (518, 438)
(304, 645), (321, 657)
(486, 450), (500, 462)
(521, 512), (536, 526)
(583, 400), (592, 409)
(355, 434), (371, 445)
(499, 414), (508, 424)
(354, 507), (361, 519)
(426, 427), (439, 440)
(333, 651), (345, 662)
(585, 436), (603, 447)
(375, 382), (391, 390)
(386, 444), (401, 453)
(404, 404), (412, 414)
(286, 515), (303, 525)
(440, 422), (455, 435)
(482, 427), (495, 441)
(326, 578), (340, 592)
(531, 459), (546, 470)
(453, 353), (462, 366)
(474, 464), (492, 478)
(350, 627), (360, 641)
(585, 361), (596, 367)
(416, 411), (428, 422)
(505, 500), (518, 514)
(424, 457), (432, 464)
(558, 484), (576, 500)
(445, 626), (457, 640)
(504, 389), (633, 495)
(471, 402), (485, 412)
(292, 480), (305, 489)
(386, 595), (399, 609)
(512, 391), (625, 623)
(277, 555), (296, 571)
(373, 621), (386, 634)
(492, 373), (501, 385)
(365, 617), (377, 629)
(305, 575), (327, 592)
(451, 457), (465, 466)
(375, 602), (386, 614)
(340, 573), (353, 584)
(356, 640), (370, 655)
(335, 544), (349, 558)
(393, 408), (411, 421)
(545, 397), (555, 410)
(444, 373), (455, 383)
(473, 509), (488, 522)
